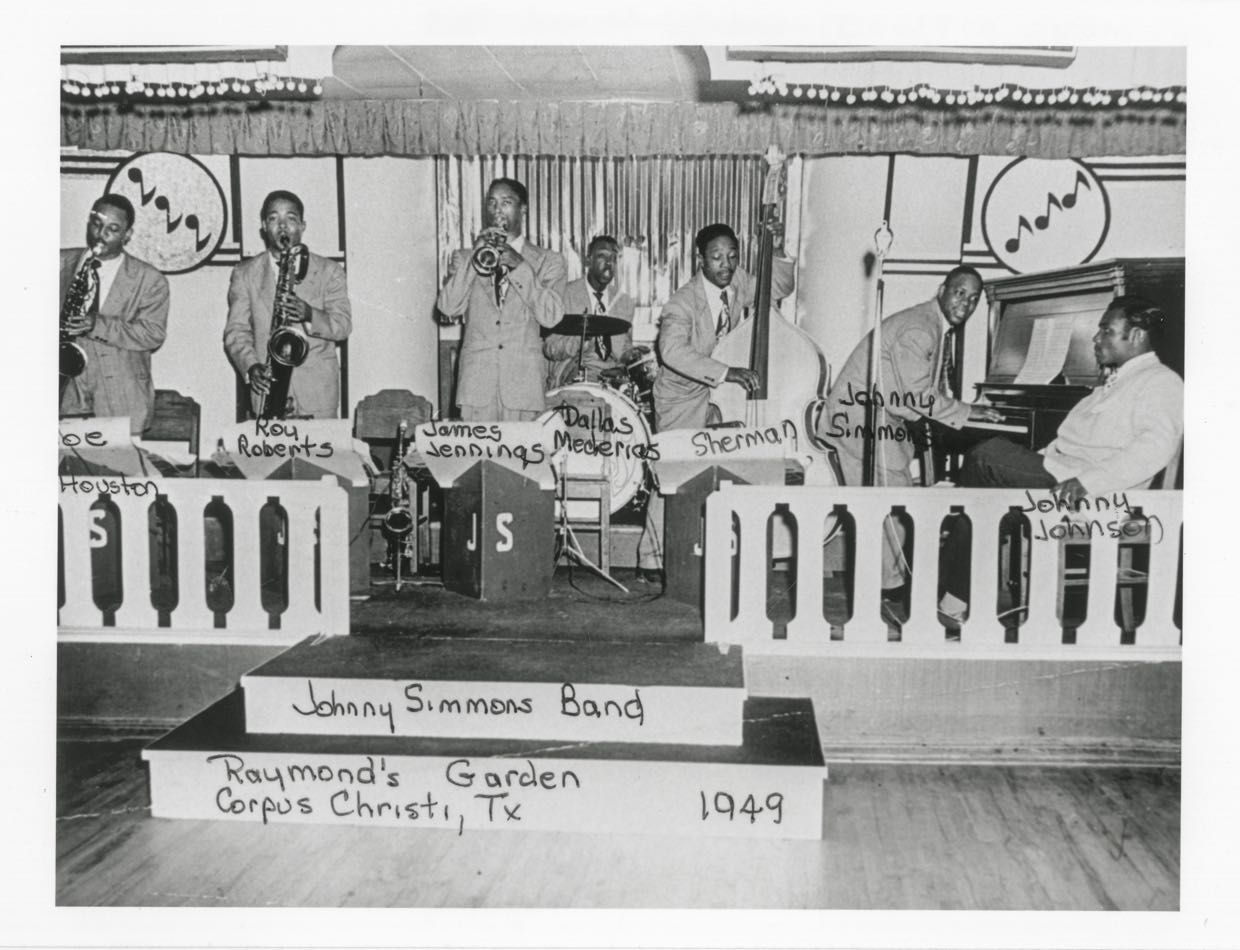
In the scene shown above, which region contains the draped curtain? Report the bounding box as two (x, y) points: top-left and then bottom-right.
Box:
(61, 99), (1186, 162)
(436, 154), (768, 311)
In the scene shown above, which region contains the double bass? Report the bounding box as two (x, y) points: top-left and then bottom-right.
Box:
(709, 147), (838, 487)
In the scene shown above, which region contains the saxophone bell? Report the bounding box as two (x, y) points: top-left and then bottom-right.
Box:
(382, 421), (415, 539)
(59, 249), (99, 381)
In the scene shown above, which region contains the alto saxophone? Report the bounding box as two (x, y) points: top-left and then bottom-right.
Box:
(60, 249), (99, 382)
(258, 235), (311, 420)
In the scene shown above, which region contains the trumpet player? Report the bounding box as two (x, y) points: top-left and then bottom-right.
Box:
(224, 190), (352, 419)
(437, 177), (566, 421)
(59, 195), (170, 435)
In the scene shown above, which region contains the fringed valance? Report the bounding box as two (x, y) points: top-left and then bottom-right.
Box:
(61, 98), (1186, 160)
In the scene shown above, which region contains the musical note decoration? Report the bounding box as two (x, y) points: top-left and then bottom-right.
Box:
(1004, 170), (1093, 254)
(982, 158), (1110, 275)
(108, 153), (226, 273)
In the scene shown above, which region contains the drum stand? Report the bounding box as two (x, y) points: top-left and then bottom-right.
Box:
(555, 470), (630, 593)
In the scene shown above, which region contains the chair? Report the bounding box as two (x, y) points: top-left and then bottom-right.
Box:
(560, 473), (613, 575)
(142, 389), (201, 475)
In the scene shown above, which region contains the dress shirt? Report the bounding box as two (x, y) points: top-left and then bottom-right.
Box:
(1040, 351), (1183, 494)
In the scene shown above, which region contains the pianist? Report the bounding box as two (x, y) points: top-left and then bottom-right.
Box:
(958, 296), (1183, 504)
(818, 266), (1001, 616)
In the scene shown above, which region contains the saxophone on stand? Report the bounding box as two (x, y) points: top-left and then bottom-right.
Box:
(380, 421), (416, 591)
(258, 236), (311, 420)
(60, 249), (100, 395)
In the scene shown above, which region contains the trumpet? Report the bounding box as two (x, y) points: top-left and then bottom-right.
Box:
(258, 235), (310, 419)
(59, 249), (99, 381)
(471, 217), (509, 277)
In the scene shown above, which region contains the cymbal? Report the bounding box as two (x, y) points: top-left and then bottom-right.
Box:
(548, 313), (630, 337)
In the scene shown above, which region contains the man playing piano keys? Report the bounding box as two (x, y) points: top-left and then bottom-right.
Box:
(817, 265), (1002, 621)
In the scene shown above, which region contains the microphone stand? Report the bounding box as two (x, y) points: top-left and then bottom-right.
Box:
(863, 222), (894, 487)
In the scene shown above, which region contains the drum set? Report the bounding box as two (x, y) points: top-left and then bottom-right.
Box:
(539, 313), (660, 515)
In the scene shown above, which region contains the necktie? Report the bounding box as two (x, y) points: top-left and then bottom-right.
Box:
(939, 327), (958, 397)
(716, 290), (730, 337)
(593, 291), (609, 360)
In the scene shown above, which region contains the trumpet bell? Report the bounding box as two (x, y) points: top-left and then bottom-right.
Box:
(472, 243), (502, 276)
(59, 341), (87, 379)
(268, 327), (309, 367)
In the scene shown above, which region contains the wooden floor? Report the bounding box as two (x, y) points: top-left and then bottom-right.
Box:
(56, 732), (1179, 909)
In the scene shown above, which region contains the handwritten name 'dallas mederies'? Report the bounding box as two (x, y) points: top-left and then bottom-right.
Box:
(822, 382), (937, 442)
(290, 679), (645, 734)
(233, 419), (335, 460)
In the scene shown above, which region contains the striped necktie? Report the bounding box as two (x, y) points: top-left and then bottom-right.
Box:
(716, 289), (730, 337)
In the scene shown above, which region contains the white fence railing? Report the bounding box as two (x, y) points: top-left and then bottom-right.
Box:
(57, 474), (350, 644)
(703, 485), (1182, 660)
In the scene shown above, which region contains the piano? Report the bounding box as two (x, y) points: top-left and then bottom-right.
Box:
(968, 257), (1185, 451)
(924, 258), (1184, 481)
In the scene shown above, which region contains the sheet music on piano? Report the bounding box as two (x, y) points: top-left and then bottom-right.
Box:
(1013, 315), (1076, 384)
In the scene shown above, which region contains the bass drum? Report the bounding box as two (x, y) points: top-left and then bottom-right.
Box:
(540, 382), (653, 513)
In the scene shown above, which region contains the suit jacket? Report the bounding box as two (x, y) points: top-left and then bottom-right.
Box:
(652, 259), (795, 432)
(223, 249), (352, 418)
(59, 248), (170, 434)
(543, 277), (635, 389)
(437, 240), (566, 413)
(820, 297), (971, 479)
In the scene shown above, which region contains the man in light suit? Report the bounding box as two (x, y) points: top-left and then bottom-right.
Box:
(817, 266), (1000, 619)
(638, 223), (796, 581)
(60, 195), (170, 435)
(438, 178), (567, 420)
(652, 223), (795, 432)
(224, 190), (352, 419)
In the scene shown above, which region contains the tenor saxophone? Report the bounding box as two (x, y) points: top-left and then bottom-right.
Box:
(258, 236), (311, 420)
(59, 249), (99, 382)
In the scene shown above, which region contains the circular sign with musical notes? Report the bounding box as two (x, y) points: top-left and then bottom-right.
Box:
(105, 152), (227, 274)
(981, 158), (1110, 275)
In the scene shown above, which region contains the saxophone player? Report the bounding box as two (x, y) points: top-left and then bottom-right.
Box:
(224, 190), (353, 419)
(59, 195), (170, 435)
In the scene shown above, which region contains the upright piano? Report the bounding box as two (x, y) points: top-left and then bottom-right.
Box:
(969, 257), (1185, 451)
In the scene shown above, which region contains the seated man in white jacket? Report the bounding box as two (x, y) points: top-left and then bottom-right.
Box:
(958, 295), (1183, 500)
(940, 295), (1183, 628)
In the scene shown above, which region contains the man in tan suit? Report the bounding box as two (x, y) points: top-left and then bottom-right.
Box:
(224, 190), (352, 419)
(638, 223), (795, 581)
(818, 265), (999, 623)
(652, 223), (794, 432)
(60, 194), (170, 435)
(437, 178), (567, 420)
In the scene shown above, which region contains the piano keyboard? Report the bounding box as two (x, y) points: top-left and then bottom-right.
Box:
(965, 420), (1029, 435)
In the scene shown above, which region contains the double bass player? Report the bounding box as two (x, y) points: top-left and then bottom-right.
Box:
(636, 222), (796, 583)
